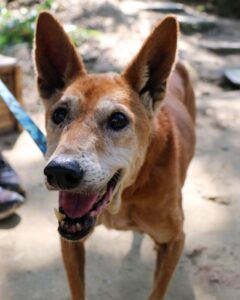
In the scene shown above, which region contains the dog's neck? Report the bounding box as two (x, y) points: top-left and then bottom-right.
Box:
(123, 105), (172, 199)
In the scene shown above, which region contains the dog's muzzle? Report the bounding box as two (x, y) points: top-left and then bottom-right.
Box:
(44, 156), (122, 241)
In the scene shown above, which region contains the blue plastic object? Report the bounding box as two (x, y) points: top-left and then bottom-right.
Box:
(0, 79), (47, 154)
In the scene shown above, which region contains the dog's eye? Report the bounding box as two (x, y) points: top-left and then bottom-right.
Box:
(107, 112), (129, 131)
(52, 107), (68, 125)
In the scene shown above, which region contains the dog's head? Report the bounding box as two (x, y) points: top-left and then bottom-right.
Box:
(34, 12), (178, 240)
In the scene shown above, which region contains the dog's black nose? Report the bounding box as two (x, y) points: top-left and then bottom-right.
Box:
(44, 157), (84, 189)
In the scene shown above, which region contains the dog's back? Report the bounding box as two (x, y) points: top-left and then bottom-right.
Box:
(168, 62), (196, 122)
(164, 62), (196, 172)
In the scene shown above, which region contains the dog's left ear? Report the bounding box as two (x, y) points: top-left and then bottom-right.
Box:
(34, 11), (86, 100)
(122, 16), (178, 112)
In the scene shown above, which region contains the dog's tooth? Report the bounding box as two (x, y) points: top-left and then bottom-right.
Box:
(76, 222), (82, 231)
(71, 225), (77, 233)
(99, 189), (107, 199)
(90, 210), (97, 217)
(54, 208), (66, 222)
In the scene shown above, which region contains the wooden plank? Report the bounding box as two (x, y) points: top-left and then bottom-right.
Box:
(0, 113), (15, 133)
(0, 55), (24, 133)
(0, 55), (17, 68)
(0, 101), (10, 111)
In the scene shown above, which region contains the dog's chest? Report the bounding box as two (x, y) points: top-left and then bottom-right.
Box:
(99, 204), (140, 231)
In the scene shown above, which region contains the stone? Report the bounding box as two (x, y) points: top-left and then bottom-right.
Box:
(142, 2), (186, 14)
(178, 15), (216, 34)
(224, 69), (240, 87)
(199, 41), (240, 54)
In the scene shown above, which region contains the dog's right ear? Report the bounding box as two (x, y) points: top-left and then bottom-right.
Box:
(122, 16), (178, 113)
(34, 12), (86, 99)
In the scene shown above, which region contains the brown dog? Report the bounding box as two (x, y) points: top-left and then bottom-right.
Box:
(34, 11), (195, 300)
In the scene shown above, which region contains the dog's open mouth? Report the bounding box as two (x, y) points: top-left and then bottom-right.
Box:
(54, 170), (121, 241)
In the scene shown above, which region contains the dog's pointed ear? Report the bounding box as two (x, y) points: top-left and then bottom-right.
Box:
(34, 12), (86, 99)
(122, 16), (178, 112)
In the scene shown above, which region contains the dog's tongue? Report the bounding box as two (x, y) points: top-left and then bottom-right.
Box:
(59, 191), (99, 218)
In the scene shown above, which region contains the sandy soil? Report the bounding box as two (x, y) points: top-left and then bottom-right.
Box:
(0, 1), (240, 299)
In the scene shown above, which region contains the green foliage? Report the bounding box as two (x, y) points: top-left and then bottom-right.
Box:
(0, 0), (100, 51)
(70, 28), (101, 46)
(0, 0), (53, 51)
(0, 14), (35, 50)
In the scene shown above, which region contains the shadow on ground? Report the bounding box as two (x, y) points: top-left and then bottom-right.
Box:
(0, 214), (21, 230)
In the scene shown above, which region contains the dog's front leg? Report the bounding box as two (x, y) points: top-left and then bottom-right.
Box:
(61, 238), (85, 300)
(149, 234), (185, 300)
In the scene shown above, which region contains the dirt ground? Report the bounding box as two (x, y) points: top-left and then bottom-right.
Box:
(0, 1), (240, 299)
